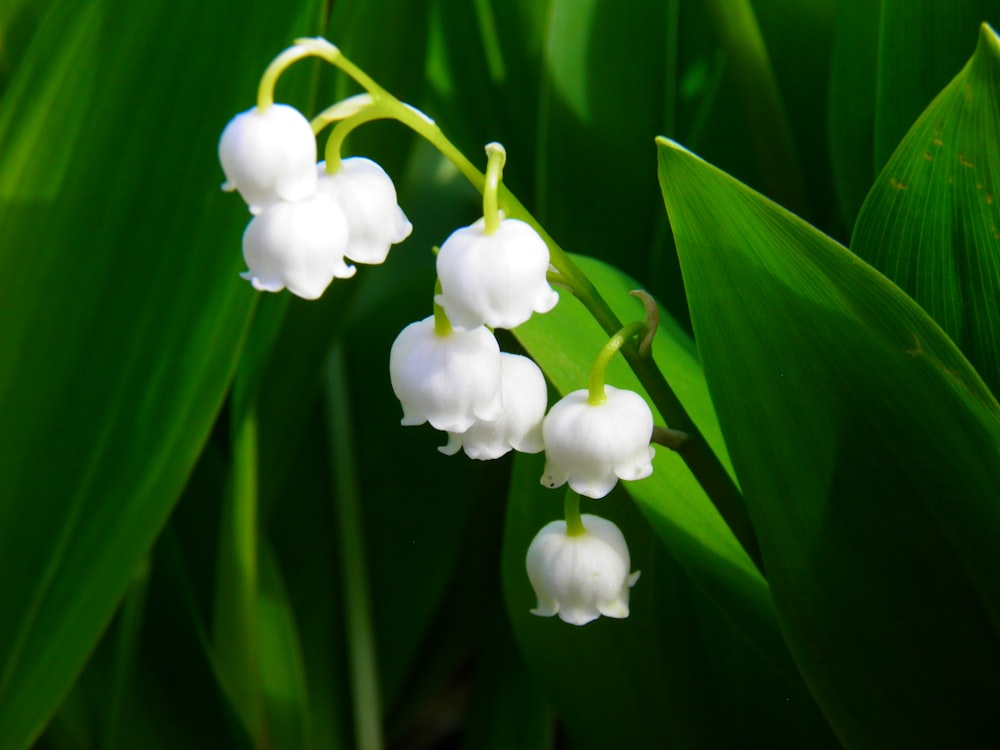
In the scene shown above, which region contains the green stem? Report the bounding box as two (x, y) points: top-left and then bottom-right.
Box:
(218, 405), (267, 747)
(703, 0), (809, 219)
(433, 278), (452, 336)
(318, 106), (388, 173)
(269, 40), (763, 574)
(325, 344), (384, 750)
(482, 142), (506, 234)
(564, 490), (585, 537)
(588, 321), (648, 405)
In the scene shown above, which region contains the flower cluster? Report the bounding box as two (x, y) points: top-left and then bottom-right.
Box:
(218, 40), (661, 627)
(219, 103), (411, 299)
(388, 214), (556, 459)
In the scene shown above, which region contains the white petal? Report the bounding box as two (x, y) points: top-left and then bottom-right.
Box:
(317, 157), (412, 264)
(540, 387), (654, 499)
(525, 515), (637, 626)
(448, 353), (547, 460)
(436, 217), (558, 330)
(389, 317), (503, 433)
(241, 194), (352, 300)
(219, 104), (318, 213)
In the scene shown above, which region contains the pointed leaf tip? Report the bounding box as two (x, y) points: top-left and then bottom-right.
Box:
(980, 22), (1000, 54)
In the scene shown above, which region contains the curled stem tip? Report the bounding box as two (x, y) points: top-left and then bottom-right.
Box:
(483, 142), (507, 235)
(629, 290), (659, 357)
(564, 490), (585, 536)
(651, 426), (690, 450)
(587, 320), (649, 405)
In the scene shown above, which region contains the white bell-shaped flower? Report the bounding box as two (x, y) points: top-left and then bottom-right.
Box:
(389, 316), (504, 433)
(439, 353), (546, 460)
(435, 216), (559, 330)
(219, 104), (318, 214)
(241, 193), (354, 300)
(317, 158), (413, 264)
(526, 514), (640, 626)
(541, 386), (655, 499)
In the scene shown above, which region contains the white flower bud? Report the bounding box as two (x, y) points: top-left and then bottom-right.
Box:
(219, 104), (318, 214)
(317, 158), (413, 264)
(389, 316), (504, 433)
(241, 193), (354, 300)
(526, 514), (640, 626)
(439, 353), (546, 460)
(541, 386), (655, 499)
(435, 216), (559, 330)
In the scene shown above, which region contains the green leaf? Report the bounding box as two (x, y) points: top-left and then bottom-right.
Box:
(537, 0), (676, 283)
(874, 0), (1000, 170)
(0, 0), (322, 746)
(658, 136), (1000, 747)
(826, 0), (880, 225)
(853, 23), (1000, 397)
(513, 257), (836, 744)
(256, 541), (311, 750)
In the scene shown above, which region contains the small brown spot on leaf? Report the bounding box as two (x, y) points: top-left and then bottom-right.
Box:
(924, 151), (933, 161)
(959, 153), (975, 168)
(889, 177), (907, 190)
(932, 137), (944, 147)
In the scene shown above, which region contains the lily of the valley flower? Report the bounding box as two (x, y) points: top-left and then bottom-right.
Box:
(526, 514), (639, 626)
(439, 353), (546, 460)
(317, 157), (413, 264)
(540, 386), (655, 499)
(435, 216), (558, 330)
(219, 104), (318, 214)
(241, 193), (354, 300)
(389, 316), (504, 433)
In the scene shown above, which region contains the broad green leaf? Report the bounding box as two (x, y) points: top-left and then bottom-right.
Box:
(658, 136), (1000, 747)
(853, 23), (1000, 397)
(874, 0), (1000, 170)
(513, 257), (836, 743)
(0, 0), (321, 746)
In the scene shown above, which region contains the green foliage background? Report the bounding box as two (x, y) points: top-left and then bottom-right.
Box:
(1, 0), (998, 748)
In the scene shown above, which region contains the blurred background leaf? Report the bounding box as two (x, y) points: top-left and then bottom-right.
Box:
(659, 136), (1000, 747)
(0, 0), (323, 746)
(827, 0), (880, 227)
